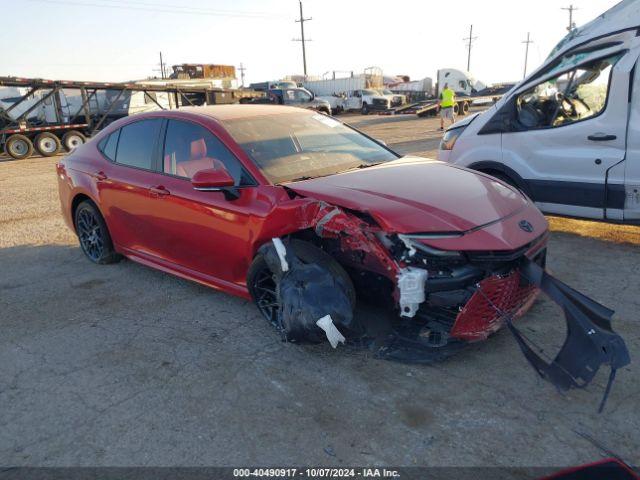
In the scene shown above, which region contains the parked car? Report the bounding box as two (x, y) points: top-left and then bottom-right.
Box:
(246, 87), (331, 114)
(438, 0), (640, 223)
(56, 105), (628, 386)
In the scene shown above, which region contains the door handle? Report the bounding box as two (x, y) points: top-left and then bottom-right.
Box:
(92, 171), (107, 181)
(149, 186), (170, 197)
(588, 133), (617, 141)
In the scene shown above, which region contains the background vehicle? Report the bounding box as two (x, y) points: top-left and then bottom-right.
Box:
(303, 68), (391, 114)
(438, 0), (640, 223)
(246, 87), (331, 114)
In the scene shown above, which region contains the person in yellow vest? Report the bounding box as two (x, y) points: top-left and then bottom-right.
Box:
(439, 83), (456, 130)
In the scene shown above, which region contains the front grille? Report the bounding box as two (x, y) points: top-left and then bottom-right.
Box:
(372, 98), (388, 107)
(449, 270), (538, 342)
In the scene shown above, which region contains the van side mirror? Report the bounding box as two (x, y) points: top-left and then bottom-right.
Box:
(191, 167), (239, 200)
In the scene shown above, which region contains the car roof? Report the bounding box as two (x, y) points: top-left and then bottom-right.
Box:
(172, 104), (310, 121)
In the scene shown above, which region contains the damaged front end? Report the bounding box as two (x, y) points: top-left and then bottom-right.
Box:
(254, 200), (630, 410)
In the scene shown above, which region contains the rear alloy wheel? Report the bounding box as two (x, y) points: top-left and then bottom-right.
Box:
(34, 132), (61, 157)
(62, 130), (86, 152)
(74, 200), (121, 264)
(5, 134), (34, 160)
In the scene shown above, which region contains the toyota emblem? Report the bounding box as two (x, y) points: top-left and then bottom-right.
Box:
(519, 220), (534, 233)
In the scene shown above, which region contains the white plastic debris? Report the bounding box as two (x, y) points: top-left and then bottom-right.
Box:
(316, 315), (346, 349)
(272, 237), (289, 272)
(397, 234), (417, 257)
(397, 267), (428, 318)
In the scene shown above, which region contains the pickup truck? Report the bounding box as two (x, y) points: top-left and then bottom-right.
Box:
(247, 87), (332, 115)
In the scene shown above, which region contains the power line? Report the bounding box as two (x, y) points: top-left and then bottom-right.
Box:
(25, 0), (287, 19)
(463, 25), (478, 72)
(522, 32), (534, 78)
(562, 4), (578, 32)
(293, 0), (312, 78)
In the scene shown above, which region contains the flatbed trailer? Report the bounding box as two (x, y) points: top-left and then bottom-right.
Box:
(0, 76), (261, 159)
(378, 94), (503, 117)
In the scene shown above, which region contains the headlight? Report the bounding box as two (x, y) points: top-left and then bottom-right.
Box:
(439, 126), (466, 151)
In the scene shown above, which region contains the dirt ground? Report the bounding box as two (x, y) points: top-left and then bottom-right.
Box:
(1, 110), (639, 469)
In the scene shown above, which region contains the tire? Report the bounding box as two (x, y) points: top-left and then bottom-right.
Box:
(461, 101), (470, 115)
(453, 103), (460, 115)
(247, 239), (356, 324)
(62, 130), (86, 152)
(361, 102), (369, 115)
(5, 134), (34, 160)
(34, 132), (61, 157)
(74, 200), (121, 264)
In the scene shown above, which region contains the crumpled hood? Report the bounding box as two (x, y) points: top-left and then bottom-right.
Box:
(288, 157), (532, 234)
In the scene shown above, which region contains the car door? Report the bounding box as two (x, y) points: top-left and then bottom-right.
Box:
(623, 51), (640, 221)
(96, 118), (165, 256)
(500, 48), (631, 219)
(145, 118), (259, 285)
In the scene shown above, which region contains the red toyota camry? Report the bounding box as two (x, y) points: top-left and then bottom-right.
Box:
(56, 105), (628, 382)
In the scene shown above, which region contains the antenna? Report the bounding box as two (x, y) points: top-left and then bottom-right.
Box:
(463, 25), (478, 72)
(522, 32), (534, 78)
(562, 4), (578, 32)
(293, 0), (312, 78)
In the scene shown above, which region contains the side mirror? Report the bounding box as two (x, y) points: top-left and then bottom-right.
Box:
(191, 167), (239, 200)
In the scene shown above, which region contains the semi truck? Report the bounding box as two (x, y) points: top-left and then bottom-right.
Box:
(387, 68), (504, 117)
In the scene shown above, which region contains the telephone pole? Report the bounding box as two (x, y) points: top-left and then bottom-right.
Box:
(463, 25), (477, 72)
(562, 4), (578, 32)
(293, 0), (312, 78)
(238, 63), (246, 87)
(159, 51), (165, 79)
(522, 32), (534, 78)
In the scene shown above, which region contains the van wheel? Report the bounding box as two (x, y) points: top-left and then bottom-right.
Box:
(247, 239), (356, 325)
(5, 134), (34, 160)
(35, 132), (61, 157)
(361, 103), (369, 115)
(62, 130), (86, 152)
(74, 200), (121, 264)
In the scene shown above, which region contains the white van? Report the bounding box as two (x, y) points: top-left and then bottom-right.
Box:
(438, 0), (640, 223)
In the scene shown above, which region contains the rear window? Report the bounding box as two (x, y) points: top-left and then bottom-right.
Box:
(115, 119), (162, 170)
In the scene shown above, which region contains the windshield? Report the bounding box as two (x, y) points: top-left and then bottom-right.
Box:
(222, 111), (398, 184)
(362, 89), (379, 96)
(382, 89), (393, 95)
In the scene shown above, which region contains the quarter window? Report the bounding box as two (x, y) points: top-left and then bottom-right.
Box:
(162, 119), (252, 185)
(98, 130), (119, 161)
(115, 119), (162, 170)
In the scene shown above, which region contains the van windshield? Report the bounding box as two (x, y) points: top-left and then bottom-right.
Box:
(222, 111), (398, 184)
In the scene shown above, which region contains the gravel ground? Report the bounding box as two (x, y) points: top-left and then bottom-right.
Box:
(1, 111), (639, 468)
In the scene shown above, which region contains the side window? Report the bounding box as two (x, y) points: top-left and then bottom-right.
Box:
(294, 90), (312, 102)
(515, 53), (621, 130)
(114, 119), (162, 170)
(162, 119), (252, 185)
(98, 130), (120, 161)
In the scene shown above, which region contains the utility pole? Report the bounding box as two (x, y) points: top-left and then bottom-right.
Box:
(562, 4), (578, 32)
(159, 51), (165, 79)
(293, 0), (312, 78)
(238, 63), (246, 87)
(463, 25), (477, 72)
(522, 32), (534, 78)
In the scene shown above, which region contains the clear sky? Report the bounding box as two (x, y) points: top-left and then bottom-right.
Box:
(1, 0), (620, 85)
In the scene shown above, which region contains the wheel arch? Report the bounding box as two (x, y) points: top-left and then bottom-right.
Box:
(468, 161), (532, 198)
(70, 192), (100, 229)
